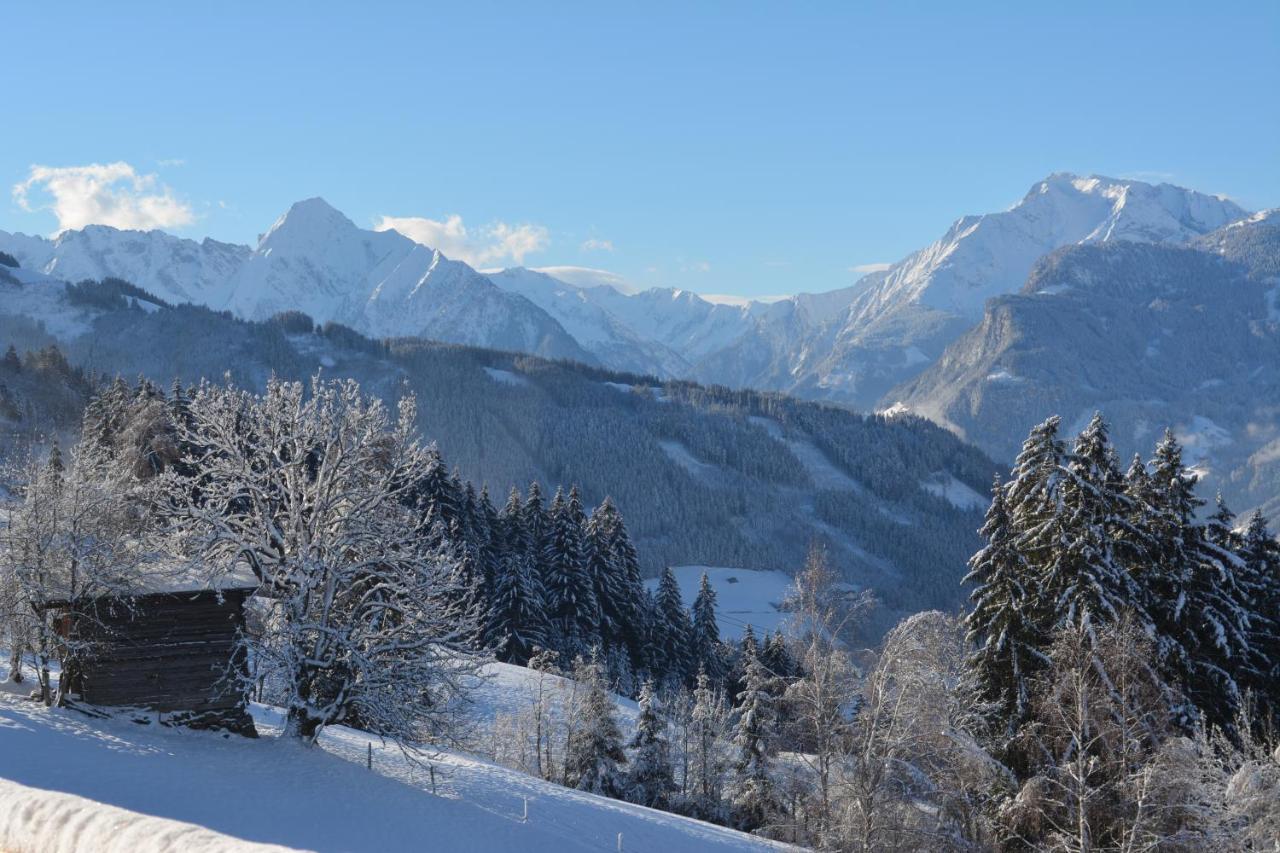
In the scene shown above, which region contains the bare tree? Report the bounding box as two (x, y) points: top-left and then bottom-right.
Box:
(831, 611), (1004, 852)
(781, 544), (873, 841)
(0, 442), (145, 706)
(149, 376), (481, 745)
(1003, 617), (1176, 853)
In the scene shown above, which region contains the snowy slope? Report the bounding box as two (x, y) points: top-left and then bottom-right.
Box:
(0, 778), (300, 853)
(0, 691), (786, 853)
(790, 173), (1250, 409)
(223, 200), (592, 361)
(644, 566), (797, 640)
(486, 267), (691, 375)
(0, 226), (248, 307)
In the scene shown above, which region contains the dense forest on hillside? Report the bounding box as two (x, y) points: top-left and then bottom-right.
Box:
(0, 277), (999, 627)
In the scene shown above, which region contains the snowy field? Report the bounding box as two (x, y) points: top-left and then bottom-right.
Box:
(0, 675), (786, 853)
(645, 566), (797, 640)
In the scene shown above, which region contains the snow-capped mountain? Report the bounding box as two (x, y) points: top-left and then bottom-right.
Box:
(0, 200), (592, 363)
(792, 174), (1250, 408)
(223, 200), (591, 361)
(0, 225), (249, 306)
(0, 173), (1255, 409)
(485, 267), (692, 375)
(889, 212), (1280, 520)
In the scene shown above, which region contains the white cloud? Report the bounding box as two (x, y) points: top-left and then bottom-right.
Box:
(157, 158), (186, 168)
(850, 262), (891, 274)
(13, 162), (196, 234)
(376, 214), (549, 267)
(580, 237), (614, 253)
(532, 265), (638, 294)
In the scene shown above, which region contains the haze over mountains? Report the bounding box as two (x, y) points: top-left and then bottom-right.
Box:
(3, 172), (1276, 521)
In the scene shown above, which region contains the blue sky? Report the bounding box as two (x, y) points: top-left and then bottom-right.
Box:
(4, 1), (1277, 297)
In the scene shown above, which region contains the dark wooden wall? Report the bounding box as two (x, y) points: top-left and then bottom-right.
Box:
(70, 589), (251, 715)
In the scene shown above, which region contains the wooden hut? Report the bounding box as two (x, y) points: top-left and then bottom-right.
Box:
(50, 568), (259, 736)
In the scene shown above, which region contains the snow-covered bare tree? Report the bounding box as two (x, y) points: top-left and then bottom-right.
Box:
(0, 441), (145, 706)
(1002, 617), (1177, 853)
(781, 543), (872, 839)
(149, 376), (481, 744)
(831, 611), (1003, 853)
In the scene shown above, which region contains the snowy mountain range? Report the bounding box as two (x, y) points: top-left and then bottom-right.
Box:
(891, 211), (1280, 522)
(1, 173), (1248, 403)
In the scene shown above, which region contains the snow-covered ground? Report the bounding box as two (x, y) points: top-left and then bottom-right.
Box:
(0, 777), (298, 853)
(920, 473), (988, 511)
(645, 566), (797, 640)
(0, 688), (786, 853)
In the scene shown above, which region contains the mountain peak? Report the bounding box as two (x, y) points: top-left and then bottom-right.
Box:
(259, 197), (357, 250)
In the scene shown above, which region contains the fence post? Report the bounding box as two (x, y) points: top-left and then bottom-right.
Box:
(522, 796), (528, 823)
(366, 743), (372, 770)
(430, 764), (437, 795)
(617, 831), (623, 852)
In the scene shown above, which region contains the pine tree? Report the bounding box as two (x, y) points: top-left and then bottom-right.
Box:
(625, 679), (675, 808)
(1146, 430), (1251, 731)
(964, 474), (1044, 742)
(564, 655), (627, 797)
(654, 567), (693, 686)
(543, 486), (600, 659)
(2, 344), (21, 371)
(760, 630), (795, 681)
(585, 498), (629, 662)
(1240, 511), (1280, 725)
(690, 572), (726, 684)
(1040, 414), (1143, 635)
(523, 481), (548, 577)
(729, 644), (780, 832)
(484, 498), (549, 665)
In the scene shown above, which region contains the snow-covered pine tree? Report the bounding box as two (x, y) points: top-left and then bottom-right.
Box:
(476, 486), (502, 598)
(542, 486), (600, 660)
(1005, 416), (1066, 553)
(584, 498), (628, 663)
(484, 501), (549, 665)
(964, 474), (1045, 740)
(760, 630), (796, 680)
(625, 679), (675, 809)
(1240, 510), (1280, 725)
(523, 481), (549, 586)
(411, 447), (465, 542)
(564, 654), (627, 797)
(606, 507), (648, 673)
(654, 567), (693, 687)
(729, 643), (781, 832)
(1040, 413), (1144, 636)
(691, 572), (726, 684)
(1147, 430), (1251, 731)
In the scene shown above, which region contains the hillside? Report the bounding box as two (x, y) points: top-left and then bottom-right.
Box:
(0, 685), (784, 853)
(889, 214), (1280, 522)
(0, 273), (997, 626)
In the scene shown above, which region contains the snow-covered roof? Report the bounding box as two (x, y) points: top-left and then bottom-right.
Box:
(132, 557), (260, 596)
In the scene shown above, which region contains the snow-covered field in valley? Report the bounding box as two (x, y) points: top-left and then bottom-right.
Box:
(0, 681), (787, 853)
(645, 566), (797, 640)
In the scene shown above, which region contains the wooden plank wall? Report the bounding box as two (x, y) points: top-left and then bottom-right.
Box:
(74, 590), (250, 713)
